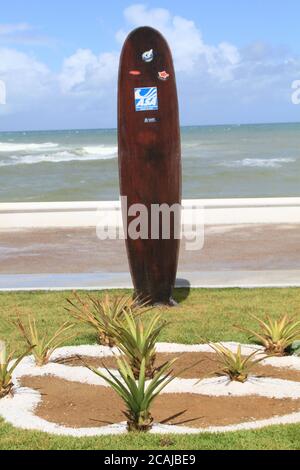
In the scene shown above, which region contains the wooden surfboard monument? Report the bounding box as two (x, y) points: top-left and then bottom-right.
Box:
(118, 26), (182, 306)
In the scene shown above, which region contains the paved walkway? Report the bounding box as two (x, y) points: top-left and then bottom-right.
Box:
(0, 224), (300, 290)
(1, 270), (300, 291)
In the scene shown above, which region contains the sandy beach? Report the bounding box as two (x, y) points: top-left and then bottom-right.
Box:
(0, 224), (299, 275)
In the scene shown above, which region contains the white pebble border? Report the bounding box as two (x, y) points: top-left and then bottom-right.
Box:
(1, 342), (300, 437)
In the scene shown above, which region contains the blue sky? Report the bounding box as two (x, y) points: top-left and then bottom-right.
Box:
(1, 1), (300, 130)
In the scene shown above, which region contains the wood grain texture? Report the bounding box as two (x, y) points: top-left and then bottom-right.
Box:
(118, 27), (182, 305)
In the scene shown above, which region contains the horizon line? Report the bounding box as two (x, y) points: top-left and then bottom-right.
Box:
(1, 120), (300, 133)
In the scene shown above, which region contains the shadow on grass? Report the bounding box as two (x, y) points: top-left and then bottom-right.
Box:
(174, 280), (191, 304)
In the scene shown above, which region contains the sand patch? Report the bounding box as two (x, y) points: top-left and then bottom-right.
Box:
(21, 375), (300, 429)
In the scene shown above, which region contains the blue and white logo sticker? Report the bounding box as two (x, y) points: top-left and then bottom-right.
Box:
(134, 87), (158, 112)
(142, 49), (154, 63)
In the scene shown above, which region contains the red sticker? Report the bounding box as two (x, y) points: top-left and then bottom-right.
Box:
(129, 70), (141, 76)
(158, 71), (170, 81)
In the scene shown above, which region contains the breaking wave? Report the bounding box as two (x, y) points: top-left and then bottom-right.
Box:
(0, 144), (118, 166)
(0, 142), (59, 152)
(219, 158), (296, 169)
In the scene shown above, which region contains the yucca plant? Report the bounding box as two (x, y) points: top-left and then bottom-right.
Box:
(209, 343), (267, 383)
(85, 354), (177, 432)
(13, 316), (74, 366)
(0, 341), (34, 398)
(239, 314), (300, 356)
(109, 311), (167, 379)
(65, 292), (151, 347)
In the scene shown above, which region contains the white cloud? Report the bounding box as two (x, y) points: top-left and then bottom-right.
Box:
(0, 47), (53, 117)
(59, 49), (118, 94)
(123, 4), (171, 27)
(117, 4), (240, 77)
(1, 4), (300, 129)
(0, 23), (54, 46)
(0, 79), (6, 105)
(0, 23), (31, 35)
(219, 43), (241, 66)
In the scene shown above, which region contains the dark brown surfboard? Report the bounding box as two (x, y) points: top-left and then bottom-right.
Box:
(118, 27), (182, 305)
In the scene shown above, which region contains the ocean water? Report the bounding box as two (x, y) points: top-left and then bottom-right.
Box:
(0, 123), (300, 202)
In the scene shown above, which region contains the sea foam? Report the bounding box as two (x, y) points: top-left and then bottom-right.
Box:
(0, 142), (59, 153)
(220, 158), (296, 169)
(0, 145), (118, 166)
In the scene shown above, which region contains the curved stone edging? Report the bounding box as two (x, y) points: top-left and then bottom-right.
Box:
(1, 342), (300, 437)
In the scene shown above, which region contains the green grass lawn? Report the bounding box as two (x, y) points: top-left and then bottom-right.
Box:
(0, 287), (300, 450)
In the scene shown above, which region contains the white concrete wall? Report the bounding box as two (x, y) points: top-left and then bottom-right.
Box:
(0, 198), (300, 229)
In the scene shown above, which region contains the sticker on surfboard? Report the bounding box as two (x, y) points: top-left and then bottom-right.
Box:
(158, 71), (170, 81)
(144, 117), (159, 123)
(134, 87), (158, 112)
(142, 49), (154, 63)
